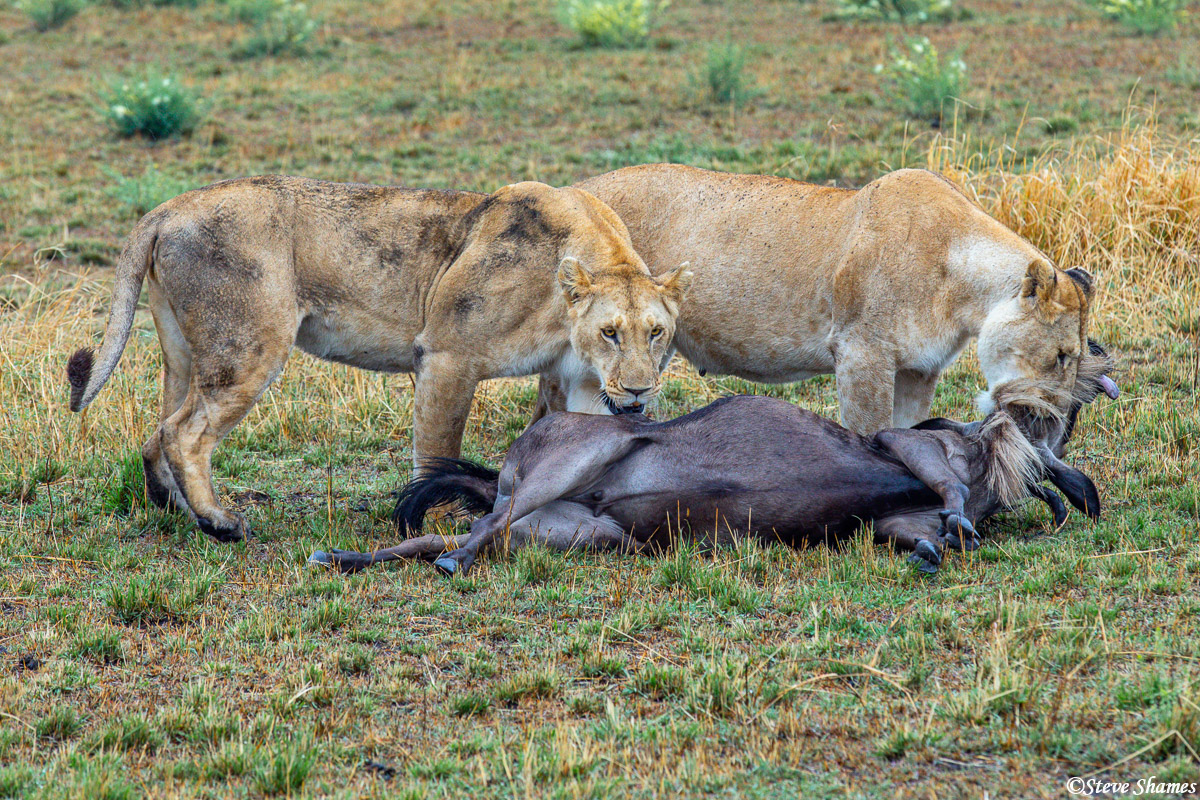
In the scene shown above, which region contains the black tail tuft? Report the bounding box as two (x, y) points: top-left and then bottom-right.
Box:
(392, 458), (500, 536)
(67, 348), (94, 412)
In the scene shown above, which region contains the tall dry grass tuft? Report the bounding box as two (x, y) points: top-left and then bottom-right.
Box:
(926, 114), (1200, 336)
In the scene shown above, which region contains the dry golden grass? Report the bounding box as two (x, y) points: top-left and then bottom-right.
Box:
(929, 114), (1200, 338)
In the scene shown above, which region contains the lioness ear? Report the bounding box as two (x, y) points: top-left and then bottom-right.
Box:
(1064, 267), (1095, 299)
(656, 262), (694, 304)
(1021, 259), (1063, 316)
(557, 257), (593, 305)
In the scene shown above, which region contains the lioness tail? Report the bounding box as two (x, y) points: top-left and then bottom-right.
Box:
(67, 215), (159, 412)
(392, 458), (499, 536)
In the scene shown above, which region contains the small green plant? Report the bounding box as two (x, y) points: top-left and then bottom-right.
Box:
(106, 576), (172, 624)
(106, 568), (220, 624)
(633, 663), (686, 700)
(0, 766), (33, 799)
(515, 542), (565, 586)
(558, 0), (658, 48)
(303, 597), (355, 632)
(494, 667), (561, 706)
(21, 0), (87, 31)
(102, 74), (200, 140)
(830, 0), (961, 22)
(93, 714), (162, 753)
(107, 0), (201, 7)
(336, 646), (374, 675)
(103, 166), (195, 219)
(1088, 0), (1186, 34)
(875, 37), (968, 125)
(231, 0), (318, 58)
(698, 42), (755, 105)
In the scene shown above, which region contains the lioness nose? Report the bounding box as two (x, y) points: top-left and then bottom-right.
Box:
(623, 385), (652, 399)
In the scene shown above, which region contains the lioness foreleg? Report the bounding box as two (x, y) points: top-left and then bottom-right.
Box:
(411, 350), (482, 471)
(833, 342), (897, 434)
(893, 369), (940, 429)
(530, 374), (569, 425)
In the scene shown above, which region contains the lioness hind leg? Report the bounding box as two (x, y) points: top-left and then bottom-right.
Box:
(142, 285), (192, 512)
(159, 338), (292, 542)
(530, 374), (568, 425)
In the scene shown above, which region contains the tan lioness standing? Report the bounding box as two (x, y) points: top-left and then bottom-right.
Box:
(537, 164), (1095, 433)
(67, 177), (691, 542)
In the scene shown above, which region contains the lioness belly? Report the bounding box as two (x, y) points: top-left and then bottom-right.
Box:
(672, 323), (834, 383)
(295, 310), (417, 373)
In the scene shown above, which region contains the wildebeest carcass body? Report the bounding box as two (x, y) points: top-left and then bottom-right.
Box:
(311, 344), (1115, 576)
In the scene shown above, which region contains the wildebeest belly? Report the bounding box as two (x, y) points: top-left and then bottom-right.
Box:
(597, 447), (942, 549)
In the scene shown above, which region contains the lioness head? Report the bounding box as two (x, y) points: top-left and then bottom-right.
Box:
(558, 256), (692, 414)
(978, 259), (1094, 413)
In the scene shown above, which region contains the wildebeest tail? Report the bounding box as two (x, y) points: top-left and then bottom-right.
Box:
(392, 458), (499, 536)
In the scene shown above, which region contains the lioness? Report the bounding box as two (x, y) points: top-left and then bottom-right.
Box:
(536, 165), (1095, 434)
(67, 176), (691, 542)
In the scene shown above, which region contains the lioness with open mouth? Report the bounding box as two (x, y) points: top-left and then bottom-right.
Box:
(537, 165), (1097, 434)
(67, 177), (691, 543)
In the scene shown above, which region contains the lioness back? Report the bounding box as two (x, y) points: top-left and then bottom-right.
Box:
(574, 164), (1094, 433)
(68, 175), (691, 543)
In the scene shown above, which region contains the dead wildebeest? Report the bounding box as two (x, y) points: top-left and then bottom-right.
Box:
(310, 342), (1118, 575)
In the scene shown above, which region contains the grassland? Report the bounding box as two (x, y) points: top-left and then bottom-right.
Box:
(2, 0), (1199, 797)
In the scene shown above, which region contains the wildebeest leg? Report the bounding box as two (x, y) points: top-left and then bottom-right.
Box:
(1027, 484), (1069, 528)
(309, 533), (470, 574)
(311, 502), (638, 575)
(432, 430), (649, 575)
(873, 429), (979, 550)
(873, 512), (943, 573)
(500, 500), (641, 555)
(1037, 445), (1102, 520)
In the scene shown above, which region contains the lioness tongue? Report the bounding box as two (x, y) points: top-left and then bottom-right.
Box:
(1099, 375), (1120, 400)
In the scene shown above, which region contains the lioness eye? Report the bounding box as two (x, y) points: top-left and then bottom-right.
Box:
(602, 327), (617, 340)
(650, 326), (664, 338)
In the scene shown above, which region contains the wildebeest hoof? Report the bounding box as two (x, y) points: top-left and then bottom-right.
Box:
(938, 510), (976, 543)
(309, 549), (369, 574)
(908, 539), (941, 574)
(196, 515), (247, 543)
(433, 548), (474, 577)
(945, 530), (980, 552)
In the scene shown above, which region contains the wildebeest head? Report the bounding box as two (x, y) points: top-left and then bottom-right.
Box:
(986, 338), (1117, 518)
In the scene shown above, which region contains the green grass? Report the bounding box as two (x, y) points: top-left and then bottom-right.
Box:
(2, 0), (1200, 796)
